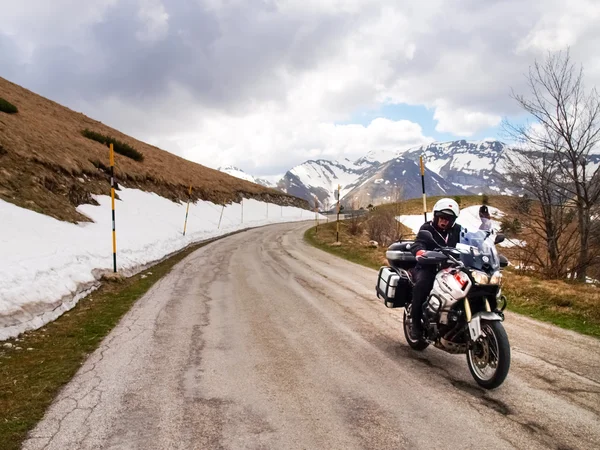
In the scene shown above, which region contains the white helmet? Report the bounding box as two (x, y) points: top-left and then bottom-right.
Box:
(432, 198), (460, 229)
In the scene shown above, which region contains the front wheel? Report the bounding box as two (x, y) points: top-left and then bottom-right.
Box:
(403, 307), (429, 351)
(466, 320), (510, 389)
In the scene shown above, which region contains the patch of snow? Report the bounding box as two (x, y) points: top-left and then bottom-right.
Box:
(453, 183), (477, 191)
(291, 160), (362, 205)
(398, 205), (514, 245)
(398, 206), (524, 247)
(0, 189), (324, 340)
(218, 166), (256, 183)
(499, 238), (527, 248)
(374, 178), (384, 184)
(449, 154), (494, 173)
(361, 149), (396, 164)
(424, 157), (450, 175)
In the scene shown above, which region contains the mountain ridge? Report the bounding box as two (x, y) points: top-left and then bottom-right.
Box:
(272, 139), (516, 208)
(218, 140), (514, 208)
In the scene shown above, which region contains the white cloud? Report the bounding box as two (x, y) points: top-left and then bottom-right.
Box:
(433, 100), (501, 136)
(136, 0), (169, 43)
(517, 0), (600, 53)
(2, 0), (600, 178)
(165, 109), (433, 176)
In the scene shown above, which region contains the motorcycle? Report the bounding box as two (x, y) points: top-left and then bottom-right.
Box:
(376, 228), (511, 389)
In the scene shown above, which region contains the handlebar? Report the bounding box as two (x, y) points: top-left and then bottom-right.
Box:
(425, 247), (463, 267)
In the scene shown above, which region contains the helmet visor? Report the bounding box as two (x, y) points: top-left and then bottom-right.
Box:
(436, 211), (456, 221)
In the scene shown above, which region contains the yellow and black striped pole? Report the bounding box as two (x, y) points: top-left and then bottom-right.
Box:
(183, 184), (192, 236)
(109, 143), (117, 273)
(420, 155), (427, 223)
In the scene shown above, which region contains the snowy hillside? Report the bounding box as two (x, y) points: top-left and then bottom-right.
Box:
(276, 140), (515, 207)
(0, 189), (322, 340)
(398, 205), (524, 249)
(277, 158), (381, 209)
(343, 156), (470, 206)
(219, 139), (600, 208)
(402, 140), (516, 195)
(218, 166), (275, 188)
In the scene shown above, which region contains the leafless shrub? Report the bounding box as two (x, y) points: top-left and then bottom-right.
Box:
(366, 207), (403, 247)
(347, 198), (364, 235)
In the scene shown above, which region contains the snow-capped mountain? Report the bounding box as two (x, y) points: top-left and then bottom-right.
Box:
(342, 156), (471, 207)
(218, 166), (275, 188)
(402, 140), (516, 195)
(276, 150), (399, 209)
(222, 140), (534, 208)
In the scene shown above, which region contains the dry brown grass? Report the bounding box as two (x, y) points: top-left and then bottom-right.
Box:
(0, 77), (307, 222)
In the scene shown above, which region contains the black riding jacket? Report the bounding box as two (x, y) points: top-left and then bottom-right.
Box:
(410, 221), (462, 256)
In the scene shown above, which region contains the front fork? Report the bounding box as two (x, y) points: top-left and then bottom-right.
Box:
(465, 297), (495, 341)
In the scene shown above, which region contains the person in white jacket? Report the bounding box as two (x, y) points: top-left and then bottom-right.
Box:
(479, 205), (493, 231)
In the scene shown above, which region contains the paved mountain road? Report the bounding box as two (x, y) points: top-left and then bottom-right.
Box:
(23, 222), (600, 449)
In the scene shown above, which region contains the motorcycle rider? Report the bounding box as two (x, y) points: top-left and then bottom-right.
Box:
(409, 198), (462, 339)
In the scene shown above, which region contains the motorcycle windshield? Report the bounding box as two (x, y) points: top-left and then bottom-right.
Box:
(456, 230), (500, 271)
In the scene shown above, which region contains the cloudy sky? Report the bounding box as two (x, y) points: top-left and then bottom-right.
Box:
(2, 0), (600, 180)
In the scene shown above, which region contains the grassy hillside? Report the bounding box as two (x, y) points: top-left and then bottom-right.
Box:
(0, 77), (307, 223)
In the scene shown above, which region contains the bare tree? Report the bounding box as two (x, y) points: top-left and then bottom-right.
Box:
(502, 143), (580, 278)
(347, 197), (363, 235)
(504, 48), (600, 281)
(365, 187), (405, 247)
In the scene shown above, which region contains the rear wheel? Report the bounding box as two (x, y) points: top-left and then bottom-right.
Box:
(466, 320), (510, 389)
(403, 307), (429, 351)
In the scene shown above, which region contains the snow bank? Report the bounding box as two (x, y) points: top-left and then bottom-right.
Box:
(0, 188), (322, 340)
(397, 205), (525, 248)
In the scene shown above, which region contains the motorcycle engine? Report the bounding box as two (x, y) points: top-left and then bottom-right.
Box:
(424, 296), (442, 320)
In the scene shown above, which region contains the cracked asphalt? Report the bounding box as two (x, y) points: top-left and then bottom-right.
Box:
(22, 222), (600, 449)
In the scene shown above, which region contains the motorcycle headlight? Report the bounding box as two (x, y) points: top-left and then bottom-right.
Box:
(489, 271), (503, 285)
(471, 270), (489, 285)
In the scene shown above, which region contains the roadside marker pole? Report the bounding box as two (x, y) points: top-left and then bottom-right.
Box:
(183, 184), (192, 236)
(420, 155), (427, 223)
(314, 195), (319, 234)
(109, 144), (117, 273)
(336, 184), (341, 242)
(241, 198), (244, 224)
(218, 204), (225, 229)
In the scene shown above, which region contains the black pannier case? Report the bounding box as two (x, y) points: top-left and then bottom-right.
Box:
(376, 266), (412, 308)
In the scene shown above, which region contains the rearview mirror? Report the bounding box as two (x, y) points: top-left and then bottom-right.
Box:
(416, 230), (436, 245)
(494, 233), (505, 245)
